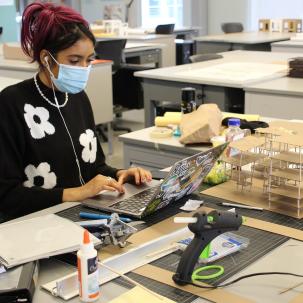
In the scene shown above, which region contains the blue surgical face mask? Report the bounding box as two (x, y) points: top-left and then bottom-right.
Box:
(46, 52), (91, 94)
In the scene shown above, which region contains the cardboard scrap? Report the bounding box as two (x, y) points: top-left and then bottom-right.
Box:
(272, 134), (303, 147)
(107, 286), (176, 303)
(290, 292), (303, 303)
(133, 264), (254, 303)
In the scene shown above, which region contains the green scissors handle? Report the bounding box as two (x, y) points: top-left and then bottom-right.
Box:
(192, 265), (224, 281)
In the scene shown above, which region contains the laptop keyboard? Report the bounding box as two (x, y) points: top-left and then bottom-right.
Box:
(109, 186), (159, 213)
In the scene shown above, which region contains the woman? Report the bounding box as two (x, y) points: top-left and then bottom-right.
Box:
(0, 2), (152, 222)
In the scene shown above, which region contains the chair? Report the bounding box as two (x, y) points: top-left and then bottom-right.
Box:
(221, 22), (244, 33)
(95, 39), (152, 134)
(155, 24), (175, 35)
(189, 53), (223, 63)
(94, 39), (127, 73)
(95, 39), (132, 135)
(176, 39), (194, 65)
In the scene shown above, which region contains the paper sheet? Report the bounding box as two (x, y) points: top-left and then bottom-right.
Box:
(176, 62), (287, 83)
(108, 286), (176, 303)
(0, 214), (100, 268)
(180, 199), (203, 211)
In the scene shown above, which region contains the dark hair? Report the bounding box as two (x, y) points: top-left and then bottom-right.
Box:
(21, 2), (96, 65)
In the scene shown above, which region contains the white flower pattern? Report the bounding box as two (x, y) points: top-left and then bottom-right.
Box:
(79, 129), (97, 163)
(24, 104), (55, 139)
(23, 162), (57, 189)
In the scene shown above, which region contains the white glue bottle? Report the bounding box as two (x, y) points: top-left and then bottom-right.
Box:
(77, 230), (100, 302)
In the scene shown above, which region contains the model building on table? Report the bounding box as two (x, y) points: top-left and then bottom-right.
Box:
(220, 121), (303, 217)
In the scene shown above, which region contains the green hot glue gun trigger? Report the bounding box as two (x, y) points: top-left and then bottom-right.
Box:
(172, 210), (244, 286)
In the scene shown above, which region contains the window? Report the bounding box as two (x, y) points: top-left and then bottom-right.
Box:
(141, 0), (183, 28)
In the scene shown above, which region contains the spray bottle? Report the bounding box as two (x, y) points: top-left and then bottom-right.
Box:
(77, 230), (100, 302)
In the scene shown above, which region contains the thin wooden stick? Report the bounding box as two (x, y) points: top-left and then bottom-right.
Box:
(279, 281), (303, 294)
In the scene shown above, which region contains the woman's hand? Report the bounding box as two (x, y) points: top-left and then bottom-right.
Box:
(116, 167), (152, 185)
(63, 174), (124, 202)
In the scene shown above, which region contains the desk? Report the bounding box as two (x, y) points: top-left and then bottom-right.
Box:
(173, 27), (199, 39)
(0, 56), (37, 79)
(194, 32), (293, 54)
(0, 76), (21, 91)
(245, 77), (303, 120)
(271, 40), (303, 53)
(125, 42), (163, 67)
(5, 202), (130, 303)
(96, 34), (175, 67)
(134, 50), (301, 127)
(119, 127), (210, 170)
(6, 196), (303, 303)
(127, 27), (198, 39)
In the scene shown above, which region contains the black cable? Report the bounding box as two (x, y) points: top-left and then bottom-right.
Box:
(178, 272), (303, 289)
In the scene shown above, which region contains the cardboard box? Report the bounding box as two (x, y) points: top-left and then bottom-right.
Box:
(282, 19), (302, 33)
(259, 19), (271, 32)
(3, 43), (30, 61)
(259, 18), (303, 33)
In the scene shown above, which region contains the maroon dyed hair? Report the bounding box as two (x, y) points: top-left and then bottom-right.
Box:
(21, 2), (95, 65)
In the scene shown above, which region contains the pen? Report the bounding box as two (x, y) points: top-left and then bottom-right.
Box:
(220, 202), (263, 211)
(79, 212), (132, 223)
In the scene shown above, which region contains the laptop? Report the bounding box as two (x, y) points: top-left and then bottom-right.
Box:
(83, 143), (227, 218)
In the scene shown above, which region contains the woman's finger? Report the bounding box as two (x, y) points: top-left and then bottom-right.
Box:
(134, 169), (140, 185)
(103, 177), (124, 193)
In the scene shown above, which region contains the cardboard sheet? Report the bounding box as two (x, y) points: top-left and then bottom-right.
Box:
(202, 179), (303, 219)
(134, 264), (254, 303)
(228, 136), (265, 152)
(269, 121), (303, 136)
(243, 216), (303, 241)
(290, 292), (303, 303)
(108, 286), (176, 303)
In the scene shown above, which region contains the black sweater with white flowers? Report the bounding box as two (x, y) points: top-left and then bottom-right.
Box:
(0, 76), (118, 222)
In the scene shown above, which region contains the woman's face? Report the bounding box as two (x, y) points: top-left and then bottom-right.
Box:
(41, 37), (95, 79)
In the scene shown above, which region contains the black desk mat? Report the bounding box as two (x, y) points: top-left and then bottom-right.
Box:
(151, 225), (288, 286)
(55, 193), (302, 302)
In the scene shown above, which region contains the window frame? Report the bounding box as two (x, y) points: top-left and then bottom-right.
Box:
(141, 0), (184, 28)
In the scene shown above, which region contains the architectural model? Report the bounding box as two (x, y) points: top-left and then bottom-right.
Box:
(220, 121), (303, 217)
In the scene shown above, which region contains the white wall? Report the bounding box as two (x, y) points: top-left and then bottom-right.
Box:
(79, 0), (126, 23)
(208, 0), (251, 34)
(77, 0), (207, 32)
(250, 0), (303, 31)
(190, 0), (208, 35)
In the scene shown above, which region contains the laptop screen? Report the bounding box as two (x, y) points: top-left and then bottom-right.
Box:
(142, 143), (227, 216)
